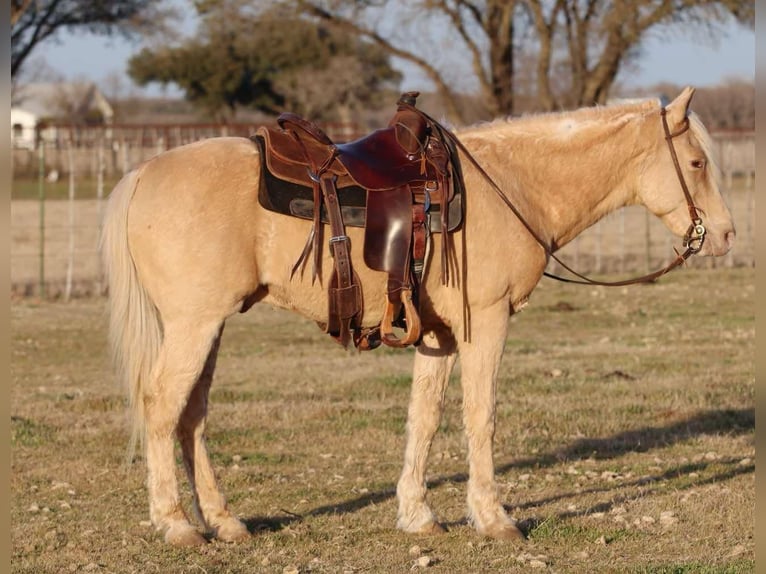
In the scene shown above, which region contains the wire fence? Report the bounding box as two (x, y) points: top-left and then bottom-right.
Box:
(10, 127), (755, 300)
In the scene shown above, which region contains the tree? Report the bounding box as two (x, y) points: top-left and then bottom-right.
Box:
(11, 0), (176, 79)
(293, 0), (754, 121)
(128, 3), (401, 120)
(526, 0), (754, 110)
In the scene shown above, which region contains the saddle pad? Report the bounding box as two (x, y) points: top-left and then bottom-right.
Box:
(253, 135), (463, 233)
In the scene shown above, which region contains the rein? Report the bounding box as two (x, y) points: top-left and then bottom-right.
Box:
(409, 104), (707, 287)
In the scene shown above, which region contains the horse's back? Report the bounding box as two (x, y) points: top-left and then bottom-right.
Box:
(131, 136), (260, 215)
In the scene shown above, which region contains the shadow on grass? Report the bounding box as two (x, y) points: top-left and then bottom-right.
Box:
(515, 461), (755, 537)
(241, 407), (753, 534)
(486, 406), (754, 482)
(243, 487), (399, 534)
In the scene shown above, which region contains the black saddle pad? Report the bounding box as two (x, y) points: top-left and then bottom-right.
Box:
(252, 135), (462, 232)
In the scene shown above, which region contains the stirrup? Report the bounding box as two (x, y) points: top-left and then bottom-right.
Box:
(380, 288), (422, 348)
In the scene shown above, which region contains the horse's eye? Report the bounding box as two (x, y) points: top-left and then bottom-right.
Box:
(691, 159), (706, 169)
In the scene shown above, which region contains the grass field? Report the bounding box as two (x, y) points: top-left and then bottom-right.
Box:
(10, 268), (754, 573)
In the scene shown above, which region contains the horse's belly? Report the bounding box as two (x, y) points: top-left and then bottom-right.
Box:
(253, 211), (390, 327)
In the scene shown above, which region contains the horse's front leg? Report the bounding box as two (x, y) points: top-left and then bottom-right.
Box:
(459, 303), (524, 540)
(396, 328), (457, 534)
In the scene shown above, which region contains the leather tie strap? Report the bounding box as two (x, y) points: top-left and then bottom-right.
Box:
(320, 174), (362, 348)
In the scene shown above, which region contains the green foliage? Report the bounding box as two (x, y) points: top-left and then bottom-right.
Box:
(11, 416), (55, 447)
(376, 375), (411, 389)
(128, 4), (400, 120)
(631, 560), (755, 574)
(529, 516), (639, 545)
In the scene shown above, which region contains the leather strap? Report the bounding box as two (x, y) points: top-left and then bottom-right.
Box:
(320, 174), (361, 348)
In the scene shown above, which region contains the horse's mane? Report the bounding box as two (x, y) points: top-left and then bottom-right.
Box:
(457, 99), (660, 142)
(457, 99), (721, 176)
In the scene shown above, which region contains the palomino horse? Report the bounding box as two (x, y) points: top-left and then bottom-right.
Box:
(101, 87), (734, 546)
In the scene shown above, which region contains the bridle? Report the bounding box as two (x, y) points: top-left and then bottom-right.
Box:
(659, 108), (707, 256)
(408, 103), (707, 288)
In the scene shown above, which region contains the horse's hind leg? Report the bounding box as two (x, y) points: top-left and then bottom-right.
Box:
(397, 328), (457, 534)
(177, 326), (250, 543)
(144, 318), (224, 546)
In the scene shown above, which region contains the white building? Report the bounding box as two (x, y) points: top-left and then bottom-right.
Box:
(11, 82), (114, 149)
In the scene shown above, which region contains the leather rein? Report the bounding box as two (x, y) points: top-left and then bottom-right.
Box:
(407, 104), (707, 287)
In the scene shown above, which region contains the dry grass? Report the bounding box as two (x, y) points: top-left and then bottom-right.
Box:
(10, 268), (754, 573)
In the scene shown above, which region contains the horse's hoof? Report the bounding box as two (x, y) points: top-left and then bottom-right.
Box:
(164, 523), (207, 547)
(215, 519), (251, 543)
(479, 522), (525, 541)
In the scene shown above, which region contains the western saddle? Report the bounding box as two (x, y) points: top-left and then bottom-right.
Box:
(253, 92), (463, 350)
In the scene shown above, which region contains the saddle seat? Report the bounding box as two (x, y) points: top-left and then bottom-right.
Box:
(254, 92), (462, 350)
(268, 114), (429, 192)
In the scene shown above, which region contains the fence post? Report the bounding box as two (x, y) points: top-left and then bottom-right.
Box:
(65, 137), (76, 302)
(96, 136), (106, 295)
(121, 137), (130, 174)
(748, 173), (755, 267)
(37, 140), (47, 298)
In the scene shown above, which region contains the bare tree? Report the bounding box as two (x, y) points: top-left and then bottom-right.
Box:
(292, 0), (754, 121)
(11, 0), (35, 26)
(47, 81), (97, 123)
(11, 0), (178, 79)
(537, 0), (754, 109)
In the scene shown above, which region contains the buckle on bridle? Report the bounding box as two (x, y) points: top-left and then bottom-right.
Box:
(683, 218), (706, 253)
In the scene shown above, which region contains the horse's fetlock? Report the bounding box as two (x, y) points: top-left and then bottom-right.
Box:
(214, 517), (250, 543)
(164, 521), (207, 546)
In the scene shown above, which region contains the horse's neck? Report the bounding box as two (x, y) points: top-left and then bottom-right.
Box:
(462, 110), (649, 250)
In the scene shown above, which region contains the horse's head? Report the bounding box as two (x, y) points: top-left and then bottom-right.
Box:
(637, 87), (735, 257)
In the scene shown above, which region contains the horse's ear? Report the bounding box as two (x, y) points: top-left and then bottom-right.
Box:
(665, 86), (695, 128)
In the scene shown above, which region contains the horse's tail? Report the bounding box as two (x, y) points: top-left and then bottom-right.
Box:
(100, 168), (161, 462)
